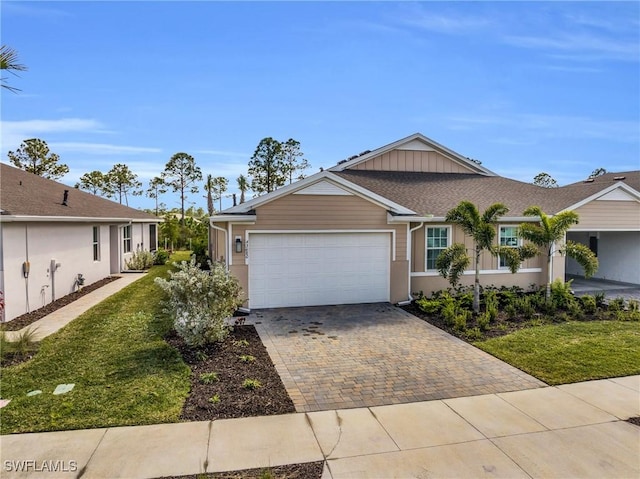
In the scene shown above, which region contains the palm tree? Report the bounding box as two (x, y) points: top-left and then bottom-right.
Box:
(519, 206), (598, 299)
(1, 45), (27, 92)
(237, 174), (249, 204)
(204, 174), (215, 216)
(437, 201), (536, 313)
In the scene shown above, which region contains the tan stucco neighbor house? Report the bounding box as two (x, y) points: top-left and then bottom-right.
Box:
(209, 133), (640, 310)
(0, 163), (161, 322)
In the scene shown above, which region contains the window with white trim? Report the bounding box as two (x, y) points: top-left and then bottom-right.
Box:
(123, 225), (132, 253)
(92, 226), (100, 261)
(499, 226), (520, 268)
(426, 226), (450, 271)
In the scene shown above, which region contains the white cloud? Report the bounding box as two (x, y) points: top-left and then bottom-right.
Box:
(51, 142), (162, 155)
(448, 113), (639, 143)
(503, 32), (639, 63)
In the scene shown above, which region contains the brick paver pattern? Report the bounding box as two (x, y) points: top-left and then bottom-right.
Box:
(249, 303), (546, 412)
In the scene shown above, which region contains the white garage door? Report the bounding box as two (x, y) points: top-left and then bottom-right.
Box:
(249, 233), (390, 308)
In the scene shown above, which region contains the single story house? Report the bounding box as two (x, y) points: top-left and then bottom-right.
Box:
(210, 133), (639, 310)
(1, 163), (161, 322)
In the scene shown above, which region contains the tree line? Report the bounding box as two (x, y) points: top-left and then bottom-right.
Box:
(7, 137), (311, 211)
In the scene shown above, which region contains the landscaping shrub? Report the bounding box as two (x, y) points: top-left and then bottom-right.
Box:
(416, 297), (442, 315)
(125, 250), (154, 270)
(550, 279), (576, 310)
(155, 256), (243, 347)
(192, 240), (211, 270)
(153, 248), (170, 265)
(476, 311), (491, 331)
(484, 290), (499, 322)
(453, 311), (470, 332)
(608, 297), (625, 312)
(580, 295), (597, 315)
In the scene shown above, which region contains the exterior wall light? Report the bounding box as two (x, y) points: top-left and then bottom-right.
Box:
(235, 236), (243, 253)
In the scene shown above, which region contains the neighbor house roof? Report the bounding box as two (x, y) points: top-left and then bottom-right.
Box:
(0, 163), (159, 222)
(333, 170), (640, 218)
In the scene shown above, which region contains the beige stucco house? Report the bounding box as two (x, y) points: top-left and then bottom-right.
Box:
(210, 133), (640, 310)
(0, 163), (160, 322)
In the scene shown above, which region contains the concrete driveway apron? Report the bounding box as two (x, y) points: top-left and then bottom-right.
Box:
(249, 303), (545, 412)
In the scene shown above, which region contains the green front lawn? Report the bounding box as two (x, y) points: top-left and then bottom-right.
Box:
(0, 253), (192, 434)
(476, 320), (640, 385)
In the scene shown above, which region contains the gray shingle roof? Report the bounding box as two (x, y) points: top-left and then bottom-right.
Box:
(1, 163), (158, 221)
(334, 170), (640, 217)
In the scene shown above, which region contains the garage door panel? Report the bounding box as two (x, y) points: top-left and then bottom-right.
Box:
(249, 233), (390, 308)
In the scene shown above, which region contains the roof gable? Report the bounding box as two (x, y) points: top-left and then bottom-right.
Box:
(559, 181), (640, 213)
(293, 180), (353, 196)
(215, 170), (415, 218)
(329, 133), (495, 176)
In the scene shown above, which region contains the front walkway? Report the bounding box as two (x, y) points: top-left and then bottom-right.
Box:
(3, 273), (146, 342)
(1, 376), (638, 478)
(249, 303), (545, 412)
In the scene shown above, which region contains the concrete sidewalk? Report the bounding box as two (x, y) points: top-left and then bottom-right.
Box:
(1, 375), (638, 478)
(3, 273), (146, 342)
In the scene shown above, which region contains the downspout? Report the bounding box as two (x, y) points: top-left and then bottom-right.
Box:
(210, 222), (229, 270)
(399, 221), (425, 304)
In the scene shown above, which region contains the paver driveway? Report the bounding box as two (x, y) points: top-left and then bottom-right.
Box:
(249, 303), (545, 412)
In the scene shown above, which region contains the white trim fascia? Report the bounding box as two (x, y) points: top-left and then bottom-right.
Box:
(388, 215), (541, 223)
(0, 215), (159, 223)
(328, 132), (496, 176)
(217, 171), (416, 216)
(411, 268), (542, 277)
(209, 215), (256, 223)
(245, 229), (397, 262)
(559, 182), (640, 213)
(569, 227), (640, 232)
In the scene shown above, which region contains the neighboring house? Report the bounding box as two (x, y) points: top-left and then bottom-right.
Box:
(1, 163), (160, 322)
(209, 133), (640, 310)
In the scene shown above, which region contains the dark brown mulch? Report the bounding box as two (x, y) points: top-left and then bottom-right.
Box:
(161, 461), (324, 479)
(626, 417), (640, 427)
(166, 325), (296, 421)
(0, 350), (39, 368)
(1, 276), (121, 331)
(400, 302), (599, 343)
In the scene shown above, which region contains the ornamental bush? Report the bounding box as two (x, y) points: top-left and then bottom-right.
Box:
(155, 256), (243, 347)
(125, 250), (154, 270)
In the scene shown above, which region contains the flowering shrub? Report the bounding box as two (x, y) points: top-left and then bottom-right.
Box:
(126, 250), (154, 270)
(155, 256), (243, 347)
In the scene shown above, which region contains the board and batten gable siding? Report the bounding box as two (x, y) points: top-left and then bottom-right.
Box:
(571, 200), (640, 230)
(226, 193), (409, 305)
(349, 149), (477, 174)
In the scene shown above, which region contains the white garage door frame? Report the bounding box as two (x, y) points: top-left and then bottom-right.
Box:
(247, 229), (395, 309)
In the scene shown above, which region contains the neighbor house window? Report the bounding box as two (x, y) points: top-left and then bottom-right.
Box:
(426, 226), (450, 271)
(149, 224), (157, 251)
(499, 226), (520, 268)
(123, 225), (132, 253)
(92, 226), (100, 261)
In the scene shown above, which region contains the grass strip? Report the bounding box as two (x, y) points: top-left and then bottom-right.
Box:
(0, 253), (192, 434)
(476, 320), (640, 385)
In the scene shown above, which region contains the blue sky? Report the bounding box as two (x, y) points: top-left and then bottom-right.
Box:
(2, 1), (638, 212)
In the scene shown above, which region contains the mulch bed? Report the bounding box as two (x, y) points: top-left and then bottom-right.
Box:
(400, 301), (599, 342)
(1, 276), (121, 331)
(166, 325), (296, 421)
(161, 461), (324, 479)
